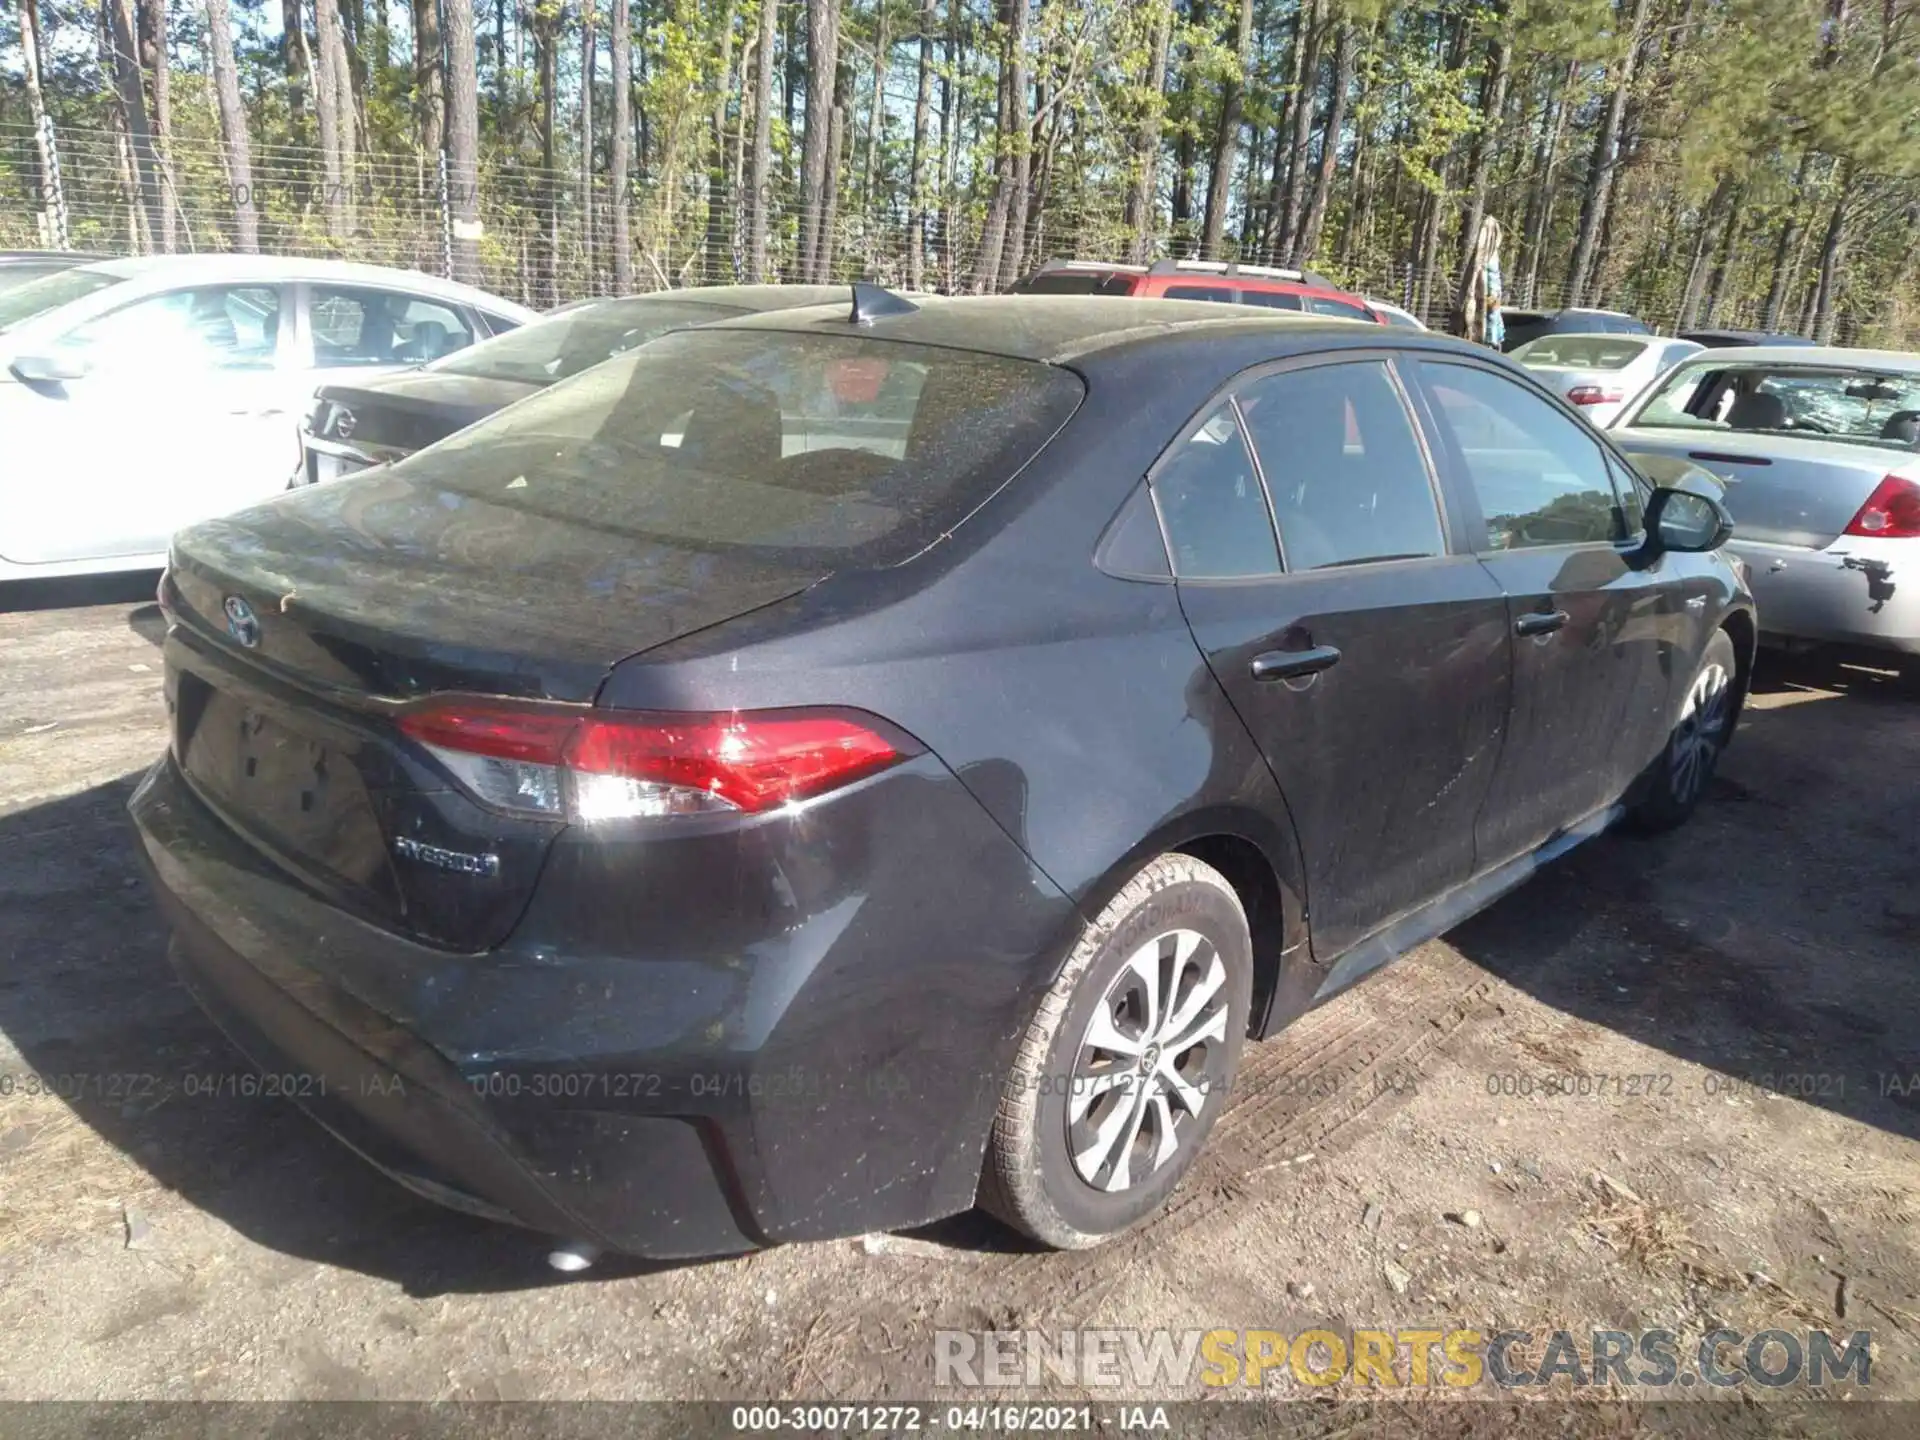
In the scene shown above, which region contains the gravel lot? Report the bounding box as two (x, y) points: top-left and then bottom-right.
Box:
(2, 575), (1917, 1419)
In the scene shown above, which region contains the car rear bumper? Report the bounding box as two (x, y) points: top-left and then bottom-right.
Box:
(1732, 536), (1919, 654)
(130, 748), (1076, 1257)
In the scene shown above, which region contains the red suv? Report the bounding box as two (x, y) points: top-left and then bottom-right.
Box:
(1011, 258), (1382, 323)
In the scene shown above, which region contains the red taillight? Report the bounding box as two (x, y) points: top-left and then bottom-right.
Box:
(397, 702), (912, 821)
(398, 705), (579, 765)
(1843, 474), (1920, 539)
(1567, 385), (1625, 406)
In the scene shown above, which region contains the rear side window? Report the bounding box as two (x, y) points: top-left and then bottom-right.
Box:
(1163, 285), (1239, 303)
(399, 329), (1084, 565)
(1304, 295), (1374, 321)
(1013, 272), (1139, 296)
(1238, 290), (1305, 311)
(1419, 361), (1620, 549)
(1150, 403), (1281, 578)
(310, 286), (478, 366)
(1238, 361), (1446, 570)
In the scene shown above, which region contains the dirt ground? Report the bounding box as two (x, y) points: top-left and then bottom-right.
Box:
(2, 574), (1917, 1423)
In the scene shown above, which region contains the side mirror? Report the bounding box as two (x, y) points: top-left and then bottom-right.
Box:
(10, 350), (91, 385)
(1644, 485), (1733, 554)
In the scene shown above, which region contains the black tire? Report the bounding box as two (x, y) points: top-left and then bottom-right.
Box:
(980, 853), (1252, 1249)
(1627, 627), (1739, 833)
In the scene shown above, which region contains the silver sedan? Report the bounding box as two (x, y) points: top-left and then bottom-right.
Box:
(1611, 345), (1920, 677)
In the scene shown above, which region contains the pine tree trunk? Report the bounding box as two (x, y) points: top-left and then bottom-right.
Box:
(819, 99), (845, 279)
(1451, 28), (1511, 306)
(800, 0), (841, 281)
(940, 0), (959, 289)
(104, 0), (166, 253)
(864, 13), (888, 215)
(995, 0), (1031, 289)
(1201, 0), (1254, 258)
(312, 0), (347, 239)
(137, 0), (176, 251)
(907, 0), (935, 288)
(17, 0), (59, 245)
(1762, 154), (1815, 330)
(446, 0), (483, 283)
(1810, 164), (1852, 344)
(205, 0), (259, 252)
(610, 0), (633, 289)
(1273, 0), (1322, 264)
(411, 0), (445, 161)
(1294, 21), (1354, 268)
(1169, 0), (1206, 252)
(1259, 0), (1303, 256)
(581, 0), (596, 288)
(1518, 62), (1566, 305)
(1566, 0), (1651, 305)
(704, 0), (737, 283)
(748, 0), (776, 279)
(535, 2), (558, 305)
(1701, 191), (1742, 326)
(1124, 3), (1171, 262)
(281, 0), (308, 138)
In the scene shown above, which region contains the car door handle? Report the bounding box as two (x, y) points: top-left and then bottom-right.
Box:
(1250, 645), (1342, 681)
(1515, 610), (1570, 638)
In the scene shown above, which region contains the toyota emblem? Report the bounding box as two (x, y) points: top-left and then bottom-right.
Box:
(222, 594), (261, 648)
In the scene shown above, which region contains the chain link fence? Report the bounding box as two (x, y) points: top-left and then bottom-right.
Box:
(0, 118), (1875, 344)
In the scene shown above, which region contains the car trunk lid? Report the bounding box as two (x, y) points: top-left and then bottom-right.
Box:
(1612, 429), (1916, 549)
(161, 469), (824, 949)
(311, 373), (540, 462)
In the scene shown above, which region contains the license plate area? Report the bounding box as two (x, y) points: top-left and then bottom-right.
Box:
(179, 676), (390, 891)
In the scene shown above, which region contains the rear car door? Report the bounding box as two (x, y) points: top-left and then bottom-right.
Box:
(1162, 355), (1512, 959)
(3, 282), (294, 564)
(1412, 358), (1683, 869)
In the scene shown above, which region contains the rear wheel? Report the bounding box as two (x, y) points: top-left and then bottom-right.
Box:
(1628, 628), (1738, 832)
(980, 854), (1251, 1249)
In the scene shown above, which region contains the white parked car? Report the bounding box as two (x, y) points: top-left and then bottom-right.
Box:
(1611, 345), (1920, 677)
(0, 255), (535, 581)
(1364, 297), (1426, 330)
(1510, 332), (1703, 428)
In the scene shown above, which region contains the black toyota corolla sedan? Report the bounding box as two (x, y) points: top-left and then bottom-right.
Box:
(131, 291), (1753, 1258)
(297, 283), (849, 485)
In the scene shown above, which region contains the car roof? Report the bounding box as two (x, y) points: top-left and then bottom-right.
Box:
(68, 253), (535, 314)
(1673, 344), (1920, 371)
(1517, 330), (1654, 344)
(705, 293), (1441, 364)
(633, 283), (858, 313)
(0, 249), (111, 263)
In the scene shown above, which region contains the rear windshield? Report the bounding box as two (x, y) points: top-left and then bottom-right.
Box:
(428, 298), (744, 384)
(1012, 271), (1139, 296)
(1629, 363), (1920, 450)
(392, 329), (1085, 564)
(1514, 336), (1648, 370)
(0, 268), (124, 333)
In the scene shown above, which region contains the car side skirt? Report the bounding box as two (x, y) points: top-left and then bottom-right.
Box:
(1281, 801), (1625, 1020)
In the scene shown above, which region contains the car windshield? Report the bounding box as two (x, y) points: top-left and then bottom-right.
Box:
(393, 328), (1085, 565)
(0, 268), (124, 334)
(427, 298), (745, 384)
(1629, 362), (1920, 449)
(1514, 336), (1648, 370)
